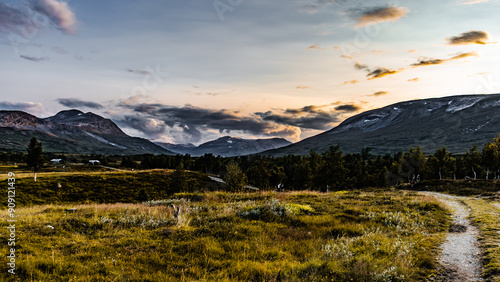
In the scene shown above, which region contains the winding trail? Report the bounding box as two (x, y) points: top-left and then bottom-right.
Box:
(420, 192), (483, 281)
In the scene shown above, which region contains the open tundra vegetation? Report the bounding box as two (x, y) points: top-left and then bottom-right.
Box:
(0, 167), (454, 281)
(2, 192), (449, 281)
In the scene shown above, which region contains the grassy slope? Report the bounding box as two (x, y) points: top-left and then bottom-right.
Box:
(0, 189), (449, 281)
(0, 169), (208, 206)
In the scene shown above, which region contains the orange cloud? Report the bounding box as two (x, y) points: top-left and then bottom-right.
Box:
(355, 6), (409, 27)
(411, 51), (478, 67)
(371, 91), (389, 97)
(447, 31), (492, 45)
(367, 68), (398, 80)
(343, 80), (360, 85)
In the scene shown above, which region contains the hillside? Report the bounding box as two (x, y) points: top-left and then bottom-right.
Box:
(0, 110), (173, 155)
(264, 94), (500, 156)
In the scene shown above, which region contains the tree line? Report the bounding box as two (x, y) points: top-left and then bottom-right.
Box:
(137, 134), (500, 190)
(8, 135), (500, 190)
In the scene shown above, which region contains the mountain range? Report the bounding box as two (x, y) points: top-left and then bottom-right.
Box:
(0, 109), (291, 156)
(264, 94), (500, 156)
(0, 109), (172, 155)
(3, 94), (500, 156)
(156, 136), (292, 157)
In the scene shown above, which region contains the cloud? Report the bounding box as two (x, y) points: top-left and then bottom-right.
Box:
(307, 44), (324, 50)
(408, 78), (419, 82)
(20, 55), (47, 62)
(118, 115), (167, 138)
(447, 31), (492, 45)
(257, 111), (337, 130)
(459, 0), (491, 4)
(370, 91), (389, 97)
(411, 51), (478, 67)
(0, 3), (37, 36)
(335, 104), (360, 112)
(450, 51), (479, 60)
(259, 103), (360, 130)
(354, 6), (409, 27)
(117, 103), (303, 143)
(367, 67), (398, 79)
(0, 101), (45, 113)
(115, 100), (360, 142)
(354, 62), (369, 71)
(0, 1), (76, 36)
(127, 69), (152, 75)
(343, 80), (359, 85)
(354, 62), (399, 80)
(411, 58), (444, 67)
(57, 98), (103, 109)
(33, 0), (77, 34)
(296, 85), (309, 89)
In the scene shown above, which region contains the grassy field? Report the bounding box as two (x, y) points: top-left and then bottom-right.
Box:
(0, 188), (450, 281)
(0, 169), (211, 206)
(463, 197), (500, 281)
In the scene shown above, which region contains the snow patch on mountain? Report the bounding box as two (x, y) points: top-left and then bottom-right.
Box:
(85, 132), (127, 149)
(445, 97), (483, 113)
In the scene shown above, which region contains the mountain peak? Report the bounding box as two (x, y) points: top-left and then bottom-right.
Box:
(45, 110), (126, 136)
(265, 93), (500, 156)
(0, 110), (48, 128)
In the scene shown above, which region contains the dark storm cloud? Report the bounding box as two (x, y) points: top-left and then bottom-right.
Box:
(258, 103), (361, 130)
(115, 101), (360, 141)
(257, 111), (339, 130)
(57, 98), (103, 109)
(118, 103), (285, 140)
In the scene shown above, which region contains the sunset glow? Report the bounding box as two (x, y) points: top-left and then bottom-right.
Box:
(1, 0), (499, 144)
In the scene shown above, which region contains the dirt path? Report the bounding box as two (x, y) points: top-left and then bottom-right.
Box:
(420, 192), (483, 281)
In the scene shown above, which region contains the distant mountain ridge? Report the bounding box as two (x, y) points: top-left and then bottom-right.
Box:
(264, 94), (500, 156)
(156, 136), (292, 157)
(0, 109), (172, 155)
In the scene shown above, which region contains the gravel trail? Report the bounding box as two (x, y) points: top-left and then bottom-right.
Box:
(420, 192), (483, 281)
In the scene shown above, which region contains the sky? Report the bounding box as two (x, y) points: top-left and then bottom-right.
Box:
(0, 0), (499, 145)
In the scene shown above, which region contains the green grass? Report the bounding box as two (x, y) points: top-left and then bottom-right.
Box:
(463, 198), (500, 281)
(0, 169), (208, 206)
(0, 190), (449, 281)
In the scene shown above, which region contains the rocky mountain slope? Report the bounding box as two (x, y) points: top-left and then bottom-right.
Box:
(0, 110), (172, 155)
(156, 136), (292, 157)
(264, 94), (500, 156)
